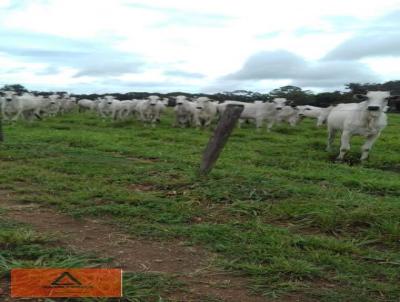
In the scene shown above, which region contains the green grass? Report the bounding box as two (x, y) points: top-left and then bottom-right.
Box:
(1, 110), (400, 301)
(0, 216), (184, 301)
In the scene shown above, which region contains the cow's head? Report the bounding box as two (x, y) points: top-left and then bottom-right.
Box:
(148, 95), (159, 106)
(175, 95), (187, 106)
(195, 97), (210, 110)
(271, 98), (287, 110)
(104, 96), (115, 104)
(297, 106), (312, 117)
(354, 91), (398, 114)
(3, 91), (16, 102)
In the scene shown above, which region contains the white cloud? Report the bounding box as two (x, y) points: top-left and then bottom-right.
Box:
(1, 0), (400, 93)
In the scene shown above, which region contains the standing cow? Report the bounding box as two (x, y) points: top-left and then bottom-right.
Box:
(194, 97), (218, 129)
(326, 91), (398, 161)
(173, 95), (196, 127)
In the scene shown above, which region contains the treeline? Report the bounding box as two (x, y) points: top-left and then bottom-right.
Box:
(2, 81), (400, 111)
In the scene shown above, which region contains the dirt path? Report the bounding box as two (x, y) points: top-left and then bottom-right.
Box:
(0, 191), (280, 302)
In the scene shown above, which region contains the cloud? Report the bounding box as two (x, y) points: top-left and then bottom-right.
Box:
(163, 70), (205, 78)
(1, 0), (399, 93)
(324, 33), (400, 60)
(223, 50), (379, 88)
(0, 29), (144, 78)
(73, 63), (142, 78)
(256, 31), (281, 39)
(99, 78), (200, 93)
(224, 50), (306, 80)
(124, 2), (234, 27)
(324, 10), (400, 60)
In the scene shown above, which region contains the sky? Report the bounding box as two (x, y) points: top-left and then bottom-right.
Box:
(0, 0), (400, 94)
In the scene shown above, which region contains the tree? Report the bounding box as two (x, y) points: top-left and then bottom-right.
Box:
(269, 86), (315, 105)
(1, 84), (28, 94)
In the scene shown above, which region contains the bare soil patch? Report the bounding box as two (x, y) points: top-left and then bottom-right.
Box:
(0, 191), (285, 302)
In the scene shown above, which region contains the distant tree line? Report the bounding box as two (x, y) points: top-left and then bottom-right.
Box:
(2, 81), (400, 111)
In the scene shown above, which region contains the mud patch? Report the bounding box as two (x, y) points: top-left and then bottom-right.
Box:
(0, 192), (273, 302)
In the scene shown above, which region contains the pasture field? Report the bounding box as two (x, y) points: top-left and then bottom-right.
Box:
(0, 110), (400, 301)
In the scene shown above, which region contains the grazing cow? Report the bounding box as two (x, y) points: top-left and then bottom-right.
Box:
(1, 92), (55, 121)
(276, 105), (301, 127)
(44, 94), (61, 117)
(173, 95), (196, 127)
(0, 91), (5, 110)
(110, 100), (137, 120)
(78, 99), (97, 112)
(218, 98), (287, 131)
(326, 91), (398, 161)
(155, 99), (166, 123)
(194, 97), (218, 128)
(96, 96), (115, 117)
(60, 96), (78, 114)
(317, 106), (334, 127)
(298, 105), (333, 127)
(137, 95), (164, 127)
(1, 91), (18, 120)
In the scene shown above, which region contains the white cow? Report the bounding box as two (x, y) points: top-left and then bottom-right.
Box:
(78, 99), (97, 112)
(326, 91), (398, 161)
(137, 95), (164, 127)
(155, 99), (166, 122)
(110, 100), (138, 120)
(1, 91), (19, 120)
(44, 94), (61, 117)
(298, 105), (333, 127)
(1, 92), (56, 121)
(276, 105), (301, 127)
(317, 106), (334, 127)
(218, 98), (287, 131)
(0, 92), (5, 111)
(60, 96), (78, 114)
(193, 97), (218, 128)
(96, 96), (115, 117)
(173, 95), (196, 127)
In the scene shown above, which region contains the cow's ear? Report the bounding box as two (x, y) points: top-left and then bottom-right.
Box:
(353, 94), (367, 101)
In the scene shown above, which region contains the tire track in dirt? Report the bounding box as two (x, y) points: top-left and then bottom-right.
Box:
(0, 191), (285, 302)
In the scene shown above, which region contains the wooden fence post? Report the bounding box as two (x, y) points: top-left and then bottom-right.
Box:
(199, 104), (244, 175)
(0, 117), (4, 142)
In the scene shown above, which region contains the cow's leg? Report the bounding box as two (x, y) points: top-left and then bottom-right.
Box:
(12, 109), (23, 121)
(173, 115), (179, 127)
(266, 120), (274, 132)
(360, 133), (380, 161)
(326, 127), (337, 152)
(2, 110), (9, 121)
(195, 118), (201, 129)
(254, 118), (263, 132)
(111, 110), (117, 121)
(337, 130), (351, 160)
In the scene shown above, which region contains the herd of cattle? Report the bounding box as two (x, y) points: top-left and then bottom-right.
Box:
(0, 90), (398, 161)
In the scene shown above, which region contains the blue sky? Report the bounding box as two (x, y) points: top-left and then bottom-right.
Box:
(1, 0), (400, 93)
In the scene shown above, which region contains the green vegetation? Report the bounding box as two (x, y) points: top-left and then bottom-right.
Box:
(1, 111), (400, 301)
(0, 216), (182, 301)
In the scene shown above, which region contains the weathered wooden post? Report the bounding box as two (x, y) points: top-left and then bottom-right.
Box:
(0, 117), (3, 142)
(199, 104), (244, 175)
